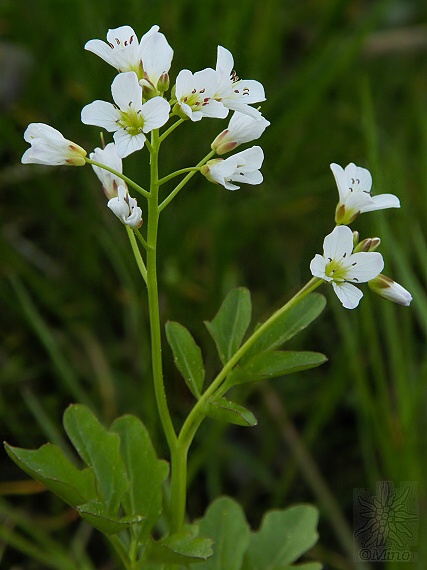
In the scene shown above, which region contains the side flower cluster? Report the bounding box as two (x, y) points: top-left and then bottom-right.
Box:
(310, 163), (411, 309)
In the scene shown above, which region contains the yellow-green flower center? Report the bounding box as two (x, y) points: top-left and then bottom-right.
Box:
(325, 258), (348, 282)
(118, 108), (144, 136)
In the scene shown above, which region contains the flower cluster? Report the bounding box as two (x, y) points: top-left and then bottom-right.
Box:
(310, 163), (411, 309)
(20, 24), (270, 228)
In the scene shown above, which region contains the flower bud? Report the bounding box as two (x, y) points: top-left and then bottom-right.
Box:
(352, 231), (359, 248)
(157, 72), (170, 93)
(211, 111), (270, 155)
(108, 186), (143, 229)
(368, 274), (412, 306)
(140, 76), (157, 99)
(21, 123), (87, 166)
(353, 237), (381, 253)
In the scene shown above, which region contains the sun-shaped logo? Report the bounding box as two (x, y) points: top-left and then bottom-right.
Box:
(353, 481), (418, 561)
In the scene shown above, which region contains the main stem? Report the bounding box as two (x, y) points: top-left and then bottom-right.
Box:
(146, 129), (177, 452)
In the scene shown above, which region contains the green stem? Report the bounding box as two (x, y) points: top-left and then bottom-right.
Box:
(126, 226), (147, 284)
(85, 158), (149, 199)
(146, 129), (177, 450)
(158, 150), (215, 212)
(108, 535), (132, 570)
(169, 276), (323, 532)
(158, 167), (201, 186)
(135, 228), (152, 252)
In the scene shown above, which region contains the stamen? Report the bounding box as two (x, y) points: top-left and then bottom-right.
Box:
(352, 262), (357, 266)
(234, 90), (240, 94)
(191, 88), (197, 94)
(343, 252), (347, 258)
(130, 35), (134, 44)
(199, 88), (205, 93)
(115, 38), (120, 45)
(108, 42), (114, 49)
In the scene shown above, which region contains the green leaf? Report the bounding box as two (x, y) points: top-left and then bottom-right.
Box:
(111, 415), (169, 544)
(196, 497), (250, 570)
(205, 288), (252, 364)
(278, 562), (323, 570)
(165, 321), (205, 398)
(243, 294), (326, 362)
(144, 531), (213, 566)
(63, 404), (128, 515)
(227, 351), (327, 387)
(243, 505), (320, 570)
(205, 398), (257, 427)
(77, 500), (144, 535)
(4, 442), (97, 508)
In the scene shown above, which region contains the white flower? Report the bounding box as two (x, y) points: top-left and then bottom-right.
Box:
(211, 111), (270, 155)
(201, 146), (264, 191)
(139, 28), (173, 95)
(85, 25), (157, 78)
(331, 163), (400, 225)
(21, 123), (86, 166)
(310, 225), (384, 309)
(368, 274), (412, 306)
(81, 72), (170, 158)
(89, 143), (125, 199)
(214, 46), (265, 119)
(107, 185), (142, 229)
(174, 68), (228, 121)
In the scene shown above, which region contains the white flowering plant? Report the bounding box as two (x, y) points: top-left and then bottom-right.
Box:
(6, 23), (412, 570)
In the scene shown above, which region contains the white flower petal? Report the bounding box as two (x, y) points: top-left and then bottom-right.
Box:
(108, 185), (130, 219)
(332, 282), (363, 309)
(175, 69), (194, 99)
(234, 146), (264, 170)
(344, 162), (372, 193)
(330, 163), (347, 202)
(344, 191), (374, 212)
(216, 45), (234, 75)
(200, 99), (229, 119)
(227, 79), (265, 105)
(310, 254), (330, 281)
(90, 143), (124, 198)
(360, 194), (400, 213)
(111, 72), (142, 110)
(231, 170), (263, 186)
(140, 30), (173, 86)
(81, 100), (120, 131)
(344, 252), (384, 283)
(322, 225), (354, 260)
(141, 97), (170, 131)
(223, 100), (265, 119)
(113, 129), (146, 158)
(86, 26), (141, 72)
(24, 123), (64, 143)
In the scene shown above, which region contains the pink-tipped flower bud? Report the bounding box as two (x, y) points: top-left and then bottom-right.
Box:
(211, 111), (270, 155)
(353, 237), (381, 253)
(368, 274), (412, 306)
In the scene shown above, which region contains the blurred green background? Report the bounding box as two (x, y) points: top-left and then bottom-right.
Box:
(1, 0), (427, 568)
